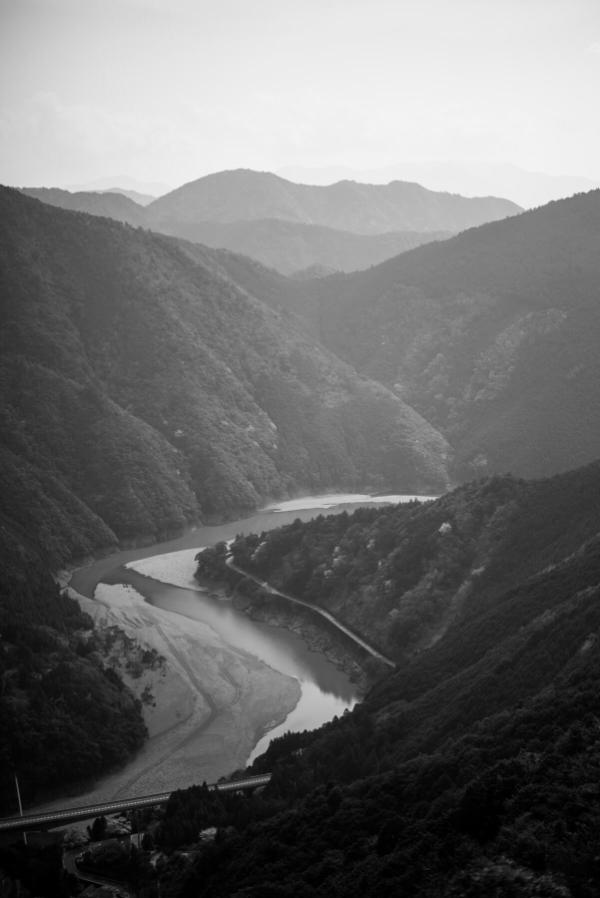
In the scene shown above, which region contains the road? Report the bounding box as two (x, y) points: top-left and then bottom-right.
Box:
(63, 848), (132, 894)
(226, 557), (396, 668)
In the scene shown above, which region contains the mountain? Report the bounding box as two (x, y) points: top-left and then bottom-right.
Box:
(20, 170), (521, 277)
(279, 162), (600, 209)
(146, 169), (521, 235)
(97, 187), (157, 206)
(20, 182), (454, 275)
(173, 461), (600, 895)
(20, 187), (146, 225)
(0, 186), (453, 810)
(218, 463), (600, 663)
(305, 190), (600, 481)
(146, 216), (452, 276)
(0, 187), (450, 554)
(68, 175), (171, 197)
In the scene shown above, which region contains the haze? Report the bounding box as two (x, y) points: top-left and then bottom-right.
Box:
(1, 0), (600, 197)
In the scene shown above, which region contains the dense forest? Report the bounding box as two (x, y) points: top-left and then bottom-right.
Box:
(0, 187), (449, 540)
(304, 190), (600, 481)
(164, 462), (600, 895)
(200, 462), (600, 660)
(3, 184), (600, 896)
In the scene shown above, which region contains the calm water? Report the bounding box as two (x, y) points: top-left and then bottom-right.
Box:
(71, 495), (426, 763)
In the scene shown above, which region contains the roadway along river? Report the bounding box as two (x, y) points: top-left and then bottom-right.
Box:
(69, 494), (430, 783)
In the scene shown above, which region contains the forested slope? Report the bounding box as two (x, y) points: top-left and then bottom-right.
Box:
(0, 187), (451, 812)
(308, 190), (600, 480)
(0, 187), (449, 550)
(179, 463), (600, 896)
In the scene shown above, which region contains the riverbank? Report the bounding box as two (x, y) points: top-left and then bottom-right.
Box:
(40, 574), (300, 811)
(47, 493), (427, 811)
(129, 549), (373, 692)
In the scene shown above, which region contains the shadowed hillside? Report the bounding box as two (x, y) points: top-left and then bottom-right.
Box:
(307, 190), (600, 480)
(0, 188), (450, 558)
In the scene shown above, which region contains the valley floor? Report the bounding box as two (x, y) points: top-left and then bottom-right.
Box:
(32, 576), (300, 812)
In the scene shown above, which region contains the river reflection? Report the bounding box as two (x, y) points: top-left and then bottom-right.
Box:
(104, 566), (356, 701)
(72, 495), (428, 764)
(103, 564), (357, 762)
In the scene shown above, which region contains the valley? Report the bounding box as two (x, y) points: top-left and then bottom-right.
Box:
(2, 178), (600, 897)
(5, 3), (600, 894)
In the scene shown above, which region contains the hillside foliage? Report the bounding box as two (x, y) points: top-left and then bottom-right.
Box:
(177, 464), (600, 895)
(307, 190), (600, 480)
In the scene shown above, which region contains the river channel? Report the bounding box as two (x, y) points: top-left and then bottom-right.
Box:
(71, 494), (430, 770)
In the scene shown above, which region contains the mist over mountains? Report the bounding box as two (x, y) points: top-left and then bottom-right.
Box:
(22, 168), (519, 276)
(279, 161), (600, 209)
(305, 189), (600, 480)
(146, 169), (520, 233)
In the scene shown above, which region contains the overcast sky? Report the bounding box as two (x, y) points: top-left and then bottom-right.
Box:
(1, 0), (599, 191)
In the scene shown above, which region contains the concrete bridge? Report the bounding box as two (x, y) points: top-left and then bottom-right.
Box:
(0, 773), (272, 833)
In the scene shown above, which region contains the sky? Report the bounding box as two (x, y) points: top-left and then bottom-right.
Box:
(1, 0), (599, 192)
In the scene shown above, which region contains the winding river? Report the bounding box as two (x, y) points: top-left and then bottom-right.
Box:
(71, 494), (430, 774)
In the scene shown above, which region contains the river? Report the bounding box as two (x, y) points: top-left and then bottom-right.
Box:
(70, 493), (431, 782)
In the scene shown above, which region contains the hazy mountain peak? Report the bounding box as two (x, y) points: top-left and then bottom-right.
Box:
(148, 168), (520, 234)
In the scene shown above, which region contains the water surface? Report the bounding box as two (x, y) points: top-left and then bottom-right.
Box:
(71, 494), (427, 762)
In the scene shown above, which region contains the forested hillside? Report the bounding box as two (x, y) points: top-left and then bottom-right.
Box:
(307, 190), (600, 480)
(176, 463), (600, 895)
(0, 187), (451, 812)
(200, 461), (600, 661)
(0, 188), (449, 549)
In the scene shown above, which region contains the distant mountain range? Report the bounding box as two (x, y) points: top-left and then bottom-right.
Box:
(147, 168), (520, 234)
(21, 169), (520, 275)
(156, 217), (452, 276)
(21, 186), (147, 225)
(279, 161), (600, 209)
(68, 175), (171, 197)
(96, 187), (157, 206)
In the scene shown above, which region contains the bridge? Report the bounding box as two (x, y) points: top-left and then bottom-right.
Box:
(0, 773), (272, 834)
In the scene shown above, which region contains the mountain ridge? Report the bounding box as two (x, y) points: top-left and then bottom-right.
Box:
(147, 168), (521, 234)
